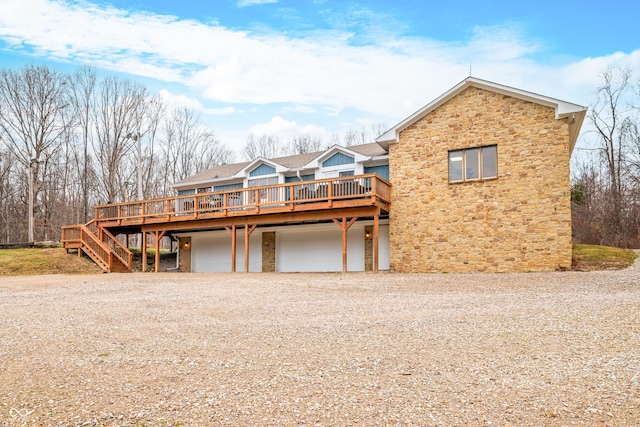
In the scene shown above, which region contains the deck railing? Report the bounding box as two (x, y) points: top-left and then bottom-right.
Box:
(69, 224), (111, 271)
(94, 174), (391, 224)
(62, 221), (133, 272)
(100, 227), (133, 269)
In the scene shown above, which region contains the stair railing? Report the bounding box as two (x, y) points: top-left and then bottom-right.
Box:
(100, 227), (133, 270)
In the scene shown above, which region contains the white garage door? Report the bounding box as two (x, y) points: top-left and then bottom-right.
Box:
(276, 224), (365, 272)
(191, 231), (262, 272)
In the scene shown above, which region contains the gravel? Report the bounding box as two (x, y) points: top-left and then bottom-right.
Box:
(1, 259), (639, 426)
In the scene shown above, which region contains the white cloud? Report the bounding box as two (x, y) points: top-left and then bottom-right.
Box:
(205, 106), (236, 115)
(248, 116), (327, 141)
(0, 0), (638, 128)
(237, 0), (278, 7)
(158, 89), (203, 110)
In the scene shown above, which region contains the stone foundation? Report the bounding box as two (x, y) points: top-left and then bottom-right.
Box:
(178, 237), (191, 272)
(262, 232), (276, 272)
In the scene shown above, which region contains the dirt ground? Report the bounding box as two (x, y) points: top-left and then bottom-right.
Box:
(1, 261), (639, 426)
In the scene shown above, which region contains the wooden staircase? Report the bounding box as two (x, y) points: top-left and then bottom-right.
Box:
(62, 220), (133, 273)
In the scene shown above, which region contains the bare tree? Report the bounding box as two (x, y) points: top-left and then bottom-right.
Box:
(91, 76), (149, 203)
(284, 135), (325, 155)
(243, 134), (282, 160)
(590, 69), (631, 216)
(161, 107), (234, 192)
(0, 147), (16, 243)
(67, 65), (97, 222)
(573, 67), (640, 247)
(138, 96), (166, 199)
(329, 123), (388, 148)
(0, 65), (70, 242)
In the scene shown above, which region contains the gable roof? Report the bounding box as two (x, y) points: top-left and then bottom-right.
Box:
(171, 162), (250, 188)
(171, 142), (388, 189)
(348, 142), (388, 157)
(303, 145), (370, 169)
(376, 77), (587, 153)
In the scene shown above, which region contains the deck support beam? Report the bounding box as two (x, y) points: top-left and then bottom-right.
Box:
(154, 230), (166, 272)
(332, 216), (358, 273)
(141, 231), (147, 272)
(373, 213), (379, 273)
(225, 225), (237, 273)
(244, 224), (257, 272)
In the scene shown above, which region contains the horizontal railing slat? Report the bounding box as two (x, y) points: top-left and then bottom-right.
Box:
(94, 174), (391, 223)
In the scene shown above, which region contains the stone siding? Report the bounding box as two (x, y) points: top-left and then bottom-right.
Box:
(178, 237), (191, 272)
(262, 232), (276, 272)
(388, 86), (572, 272)
(364, 226), (373, 271)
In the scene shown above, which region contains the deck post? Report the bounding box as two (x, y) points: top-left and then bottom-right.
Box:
(332, 216), (358, 273)
(244, 224), (257, 272)
(373, 213), (379, 273)
(245, 225), (250, 272)
(226, 225), (237, 273)
(154, 231), (166, 273)
(342, 217), (347, 272)
(141, 231), (147, 272)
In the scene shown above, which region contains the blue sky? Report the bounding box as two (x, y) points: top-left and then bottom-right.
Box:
(0, 0), (638, 155)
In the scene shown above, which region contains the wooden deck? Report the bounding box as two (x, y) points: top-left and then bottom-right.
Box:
(62, 174), (391, 273)
(94, 174), (390, 228)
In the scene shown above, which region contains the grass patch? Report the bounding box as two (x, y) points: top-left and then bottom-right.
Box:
(572, 244), (638, 271)
(0, 247), (103, 276)
(0, 244), (635, 275)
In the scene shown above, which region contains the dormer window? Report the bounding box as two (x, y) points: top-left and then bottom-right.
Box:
(322, 152), (355, 168)
(248, 176), (278, 187)
(249, 163), (276, 177)
(321, 151), (357, 178)
(247, 162), (279, 192)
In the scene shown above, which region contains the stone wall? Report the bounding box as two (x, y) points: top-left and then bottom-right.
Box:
(388, 86), (572, 272)
(262, 232), (276, 272)
(364, 226), (373, 271)
(178, 237), (191, 272)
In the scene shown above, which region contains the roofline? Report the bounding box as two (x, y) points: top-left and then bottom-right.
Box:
(376, 77), (587, 151)
(232, 157), (289, 178)
(302, 144), (370, 169)
(170, 176), (244, 190)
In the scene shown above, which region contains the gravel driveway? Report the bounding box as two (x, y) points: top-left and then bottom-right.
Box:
(1, 261), (639, 426)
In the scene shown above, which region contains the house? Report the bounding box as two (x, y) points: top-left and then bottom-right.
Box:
(62, 77), (586, 273)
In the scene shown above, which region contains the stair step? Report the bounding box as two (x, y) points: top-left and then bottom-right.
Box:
(66, 222), (133, 273)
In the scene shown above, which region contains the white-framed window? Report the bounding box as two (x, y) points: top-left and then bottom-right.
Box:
(248, 176), (278, 203)
(448, 145), (497, 183)
(323, 169), (356, 179)
(248, 176), (278, 187)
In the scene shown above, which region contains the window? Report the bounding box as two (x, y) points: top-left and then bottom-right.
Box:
(248, 176), (278, 187)
(339, 170), (355, 177)
(248, 176), (278, 204)
(448, 145), (497, 183)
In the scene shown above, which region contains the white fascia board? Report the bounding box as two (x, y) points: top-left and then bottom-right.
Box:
(470, 78), (587, 118)
(376, 77), (588, 145)
(303, 145), (369, 169)
(233, 157), (288, 178)
(170, 176), (241, 191)
(364, 155), (390, 167)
